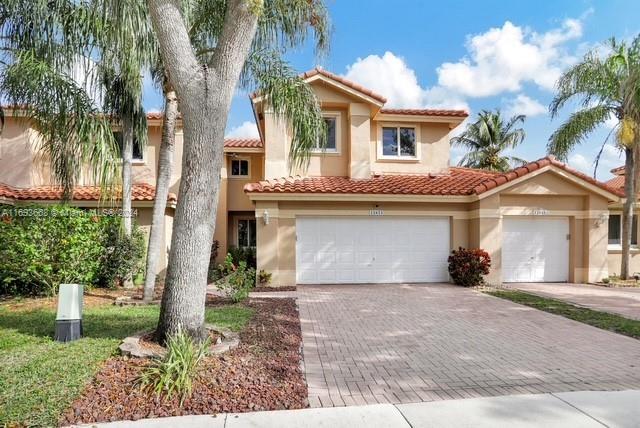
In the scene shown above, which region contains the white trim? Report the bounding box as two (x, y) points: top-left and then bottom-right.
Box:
(311, 111), (342, 155)
(376, 123), (421, 161)
(229, 158), (251, 178)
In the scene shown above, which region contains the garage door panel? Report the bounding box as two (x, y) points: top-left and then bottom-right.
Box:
(503, 218), (569, 283)
(296, 217), (450, 284)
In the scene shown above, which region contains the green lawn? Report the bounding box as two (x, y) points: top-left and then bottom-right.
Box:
(0, 300), (253, 427)
(487, 289), (640, 339)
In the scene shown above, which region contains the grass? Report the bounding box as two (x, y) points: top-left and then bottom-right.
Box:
(487, 289), (640, 340)
(0, 299), (253, 427)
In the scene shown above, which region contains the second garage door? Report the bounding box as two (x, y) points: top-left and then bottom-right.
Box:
(296, 217), (450, 284)
(502, 217), (570, 282)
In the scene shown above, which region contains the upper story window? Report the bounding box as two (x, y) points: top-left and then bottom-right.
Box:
(381, 126), (417, 159)
(608, 214), (638, 246)
(312, 112), (340, 153)
(113, 131), (144, 162)
(230, 158), (250, 177)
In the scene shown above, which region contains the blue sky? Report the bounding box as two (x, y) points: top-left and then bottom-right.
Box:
(144, 0), (640, 180)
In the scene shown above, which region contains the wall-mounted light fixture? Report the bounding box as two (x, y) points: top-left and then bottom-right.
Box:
(263, 210), (270, 225)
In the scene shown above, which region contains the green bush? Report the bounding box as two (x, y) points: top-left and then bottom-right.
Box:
(0, 204), (146, 295)
(137, 329), (210, 405)
(257, 269), (272, 286)
(97, 218), (146, 288)
(228, 245), (256, 269)
(215, 254), (255, 302)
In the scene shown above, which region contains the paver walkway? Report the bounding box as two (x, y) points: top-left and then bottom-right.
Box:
(297, 283), (640, 408)
(506, 282), (640, 320)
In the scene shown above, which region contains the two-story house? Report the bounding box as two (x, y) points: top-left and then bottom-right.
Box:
(0, 68), (630, 286)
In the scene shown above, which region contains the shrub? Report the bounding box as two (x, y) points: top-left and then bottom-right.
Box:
(138, 329), (210, 405)
(0, 204), (147, 295)
(97, 218), (146, 288)
(215, 254), (255, 302)
(257, 270), (272, 286)
(448, 247), (491, 287)
(0, 205), (104, 295)
(228, 245), (256, 269)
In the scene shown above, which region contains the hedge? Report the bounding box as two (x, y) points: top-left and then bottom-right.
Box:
(0, 204), (146, 296)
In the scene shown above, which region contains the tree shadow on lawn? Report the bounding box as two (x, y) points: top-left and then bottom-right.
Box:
(0, 305), (160, 341)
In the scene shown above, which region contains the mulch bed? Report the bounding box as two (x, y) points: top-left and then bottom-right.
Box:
(252, 286), (297, 292)
(60, 298), (306, 425)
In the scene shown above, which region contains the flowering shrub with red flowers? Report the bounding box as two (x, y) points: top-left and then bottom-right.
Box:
(448, 247), (491, 287)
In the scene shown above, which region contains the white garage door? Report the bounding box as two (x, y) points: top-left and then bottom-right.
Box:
(296, 217), (450, 284)
(502, 217), (569, 282)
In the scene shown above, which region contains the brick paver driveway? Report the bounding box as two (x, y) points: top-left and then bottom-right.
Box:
(297, 283), (640, 408)
(506, 282), (640, 320)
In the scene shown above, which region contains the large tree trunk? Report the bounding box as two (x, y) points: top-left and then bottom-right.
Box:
(143, 87), (177, 302)
(621, 146), (636, 279)
(149, 0), (260, 342)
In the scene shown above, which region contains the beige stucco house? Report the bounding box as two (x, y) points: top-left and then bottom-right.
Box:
(0, 68), (631, 285)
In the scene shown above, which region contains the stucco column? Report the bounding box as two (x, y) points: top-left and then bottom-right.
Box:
(476, 195), (502, 285)
(349, 103), (371, 179)
(255, 201), (281, 284)
(213, 162), (228, 263)
(583, 210), (609, 283)
(263, 109), (289, 179)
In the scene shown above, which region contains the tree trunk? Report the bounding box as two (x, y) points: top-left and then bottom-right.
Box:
(121, 112), (134, 288)
(621, 146), (636, 279)
(121, 113), (133, 237)
(143, 87), (177, 302)
(149, 0), (260, 342)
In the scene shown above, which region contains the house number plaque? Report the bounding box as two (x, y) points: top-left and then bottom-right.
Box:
(369, 209), (384, 216)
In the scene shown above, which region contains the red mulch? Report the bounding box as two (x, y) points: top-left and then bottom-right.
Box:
(252, 286), (297, 292)
(60, 298), (307, 425)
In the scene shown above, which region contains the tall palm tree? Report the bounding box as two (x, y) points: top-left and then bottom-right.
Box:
(548, 36), (640, 279)
(149, 0), (331, 342)
(451, 109), (527, 172)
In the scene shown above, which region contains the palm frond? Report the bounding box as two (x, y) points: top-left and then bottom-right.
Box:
(244, 50), (324, 170)
(547, 104), (614, 161)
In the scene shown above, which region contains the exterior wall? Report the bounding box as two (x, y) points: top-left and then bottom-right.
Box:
(369, 122), (451, 175)
(606, 206), (640, 277)
(0, 116), (182, 191)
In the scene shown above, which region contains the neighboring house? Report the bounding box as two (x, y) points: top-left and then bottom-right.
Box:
(0, 68), (628, 286)
(605, 166), (640, 276)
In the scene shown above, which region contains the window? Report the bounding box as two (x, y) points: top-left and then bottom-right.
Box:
(113, 131), (143, 161)
(608, 214), (638, 245)
(382, 126), (416, 158)
(237, 219), (256, 248)
(231, 159), (250, 177)
(312, 114), (339, 152)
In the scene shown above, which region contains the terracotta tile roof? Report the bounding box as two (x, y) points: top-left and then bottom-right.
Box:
(610, 165), (625, 175)
(245, 156), (622, 198)
(224, 138), (263, 149)
(605, 175), (625, 191)
(379, 108), (469, 118)
(300, 67), (388, 104)
(0, 182), (177, 203)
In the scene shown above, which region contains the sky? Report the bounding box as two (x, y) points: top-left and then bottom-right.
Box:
(143, 0), (640, 180)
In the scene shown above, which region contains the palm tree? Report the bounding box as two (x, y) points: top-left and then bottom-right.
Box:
(451, 110), (527, 172)
(149, 0), (330, 342)
(548, 36), (640, 279)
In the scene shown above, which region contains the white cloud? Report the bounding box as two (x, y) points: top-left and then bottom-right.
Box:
(437, 19), (583, 97)
(343, 52), (468, 110)
(504, 94), (547, 117)
(226, 121), (259, 138)
(568, 143), (623, 179)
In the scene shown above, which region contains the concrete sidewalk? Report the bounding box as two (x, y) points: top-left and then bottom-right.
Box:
(75, 390), (640, 428)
